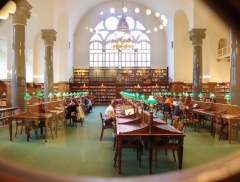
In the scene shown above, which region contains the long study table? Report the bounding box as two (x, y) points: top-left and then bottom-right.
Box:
(116, 112), (185, 174)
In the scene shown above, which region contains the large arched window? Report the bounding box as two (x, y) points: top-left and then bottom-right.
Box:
(89, 16), (151, 68)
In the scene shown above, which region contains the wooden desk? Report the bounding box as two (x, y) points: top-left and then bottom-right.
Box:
(116, 112), (185, 174)
(221, 113), (240, 143)
(8, 111), (52, 142)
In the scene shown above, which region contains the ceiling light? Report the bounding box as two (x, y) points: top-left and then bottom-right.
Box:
(135, 8), (140, 13)
(155, 12), (160, 17)
(146, 30), (151, 34)
(110, 8), (115, 13)
(2, 0), (16, 14)
(96, 30), (100, 34)
(161, 15), (165, 20)
(122, 7), (127, 13)
(159, 25), (163, 29)
(146, 9), (151, 15)
(163, 22), (167, 26)
(0, 10), (9, 20)
(100, 11), (104, 15)
(86, 26), (88, 29)
(89, 28), (93, 32)
(154, 27), (158, 32)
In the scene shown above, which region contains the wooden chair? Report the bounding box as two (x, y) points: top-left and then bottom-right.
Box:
(113, 137), (143, 168)
(14, 109), (38, 138)
(14, 109), (24, 137)
(57, 109), (67, 129)
(229, 117), (240, 141)
(183, 108), (201, 133)
(39, 113), (57, 140)
(212, 112), (228, 140)
(162, 111), (169, 123)
(99, 112), (114, 141)
(68, 106), (84, 128)
(171, 115), (179, 125)
(153, 122), (183, 169)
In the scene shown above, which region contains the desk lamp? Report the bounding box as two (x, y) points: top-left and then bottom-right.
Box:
(24, 93), (32, 104)
(38, 92), (43, 103)
(198, 92), (204, 101)
(224, 93), (231, 104)
(145, 95), (158, 113)
(210, 93), (216, 102)
(2, 92), (6, 98)
(48, 92), (54, 102)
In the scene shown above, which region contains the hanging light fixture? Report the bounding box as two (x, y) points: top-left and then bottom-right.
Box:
(110, 0), (136, 50)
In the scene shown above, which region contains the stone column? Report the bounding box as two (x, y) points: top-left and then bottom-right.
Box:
(229, 27), (240, 105)
(41, 29), (57, 102)
(11, 0), (32, 111)
(189, 29), (206, 101)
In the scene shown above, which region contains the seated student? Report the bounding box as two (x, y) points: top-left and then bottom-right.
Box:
(66, 99), (79, 119)
(173, 96), (184, 115)
(164, 95), (173, 111)
(104, 100), (116, 124)
(185, 96), (192, 106)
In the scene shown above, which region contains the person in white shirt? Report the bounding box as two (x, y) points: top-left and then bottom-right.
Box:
(104, 100), (116, 119)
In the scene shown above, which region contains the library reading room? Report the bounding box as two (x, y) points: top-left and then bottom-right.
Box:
(1, 0), (240, 181)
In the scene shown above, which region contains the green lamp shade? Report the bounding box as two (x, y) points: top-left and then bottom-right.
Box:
(185, 92), (189, 97)
(178, 93), (182, 97)
(74, 92), (77, 96)
(24, 93), (32, 100)
(210, 93), (216, 99)
(173, 92), (177, 96)
(48, 92), (53, 98)
(135, 93), (139, 99)
(190, 92), (194, 97)
(145, 95), (158, 104)
(2, 92), (6, 96)
(62, 92), (66, 97)
(164, 92), (168, 95)
(38, 92), (43, 98)
(69, 92), (73, 96)
(161, 92), (165, 95)
(224, 93), (231, 99)
(198, 92), (203, 98)
(140, 94), (147, 100)
(168, 92), (172, 95)
(65, 92), (69, 97)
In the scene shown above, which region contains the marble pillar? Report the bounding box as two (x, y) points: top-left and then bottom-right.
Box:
(229, 28), (240, 105)
(41, 29), (57, 102)
(11, 0), (32, 111)
(189, 29), (206, 101)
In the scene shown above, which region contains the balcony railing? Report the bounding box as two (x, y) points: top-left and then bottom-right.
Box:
(218, 45), (230, 57)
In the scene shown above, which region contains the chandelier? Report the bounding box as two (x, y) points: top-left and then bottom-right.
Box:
(110, 0), (136, 50)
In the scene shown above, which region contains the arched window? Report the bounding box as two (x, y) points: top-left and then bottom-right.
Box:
(89, 16), (151, 68)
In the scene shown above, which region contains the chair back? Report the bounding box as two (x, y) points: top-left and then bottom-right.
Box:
(214, 112), (222, 124)
(162, 111), (168, 122)
(171, 115), (179, 125)
(100, 112), (104, 122)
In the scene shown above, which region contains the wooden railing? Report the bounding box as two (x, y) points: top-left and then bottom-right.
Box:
(0, 107), (19, 127)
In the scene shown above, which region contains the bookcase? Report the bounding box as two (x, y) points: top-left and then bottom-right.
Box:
(215, 82), (230, 97)
(71, 68), (169, 105)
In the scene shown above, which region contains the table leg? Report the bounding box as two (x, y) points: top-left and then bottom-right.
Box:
(45, 120), (48, 142)
(178, 137), (184, 169)
(228, 121), (231, 144)
(9, 119), (12, 141)
(55, 117), (58, 136)
(118, 137), (122, 174)
(26, 120), (30, 142)
(148, 139), (153, 174)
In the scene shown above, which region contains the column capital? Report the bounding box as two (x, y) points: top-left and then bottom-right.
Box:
(41, 29), (57, 46)
(189, 29), (206, 46)
(12, 0), (32, 26)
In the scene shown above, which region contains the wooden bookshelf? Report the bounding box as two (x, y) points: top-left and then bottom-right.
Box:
(215, 82), (230, 97)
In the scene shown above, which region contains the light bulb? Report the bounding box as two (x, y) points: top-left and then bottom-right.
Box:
(155, 12), (160, 17)
(135, 8), (140, 13)
(123, 7), (127, 13)
(146, 9), (151, 15)
(154, 27), (158, 32)
(110, 8), (115, 13)
(159, 25), (163, 29)
(161, 15), (165, 20)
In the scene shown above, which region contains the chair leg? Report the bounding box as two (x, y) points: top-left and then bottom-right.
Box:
(155, 151), (158, 169)
(15, 125), (18, 137)
(172, 150), (176, 162)
(50, 127), (54, 140)
(20, 125), (23, 135)
(100, 128), (104, 141)
(113, 149), (118, 167)
(213, 127), (216, 138)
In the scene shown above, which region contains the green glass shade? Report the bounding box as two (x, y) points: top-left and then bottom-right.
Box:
(38, 92), (43, 98)
(198, 92), (203, 98)
(2, 92), (6, 96)
(210, 93), (216, 99)
(168, 92), (172, 95)
(56, 92), (61, 97)
(139, 94), (147, 100)
(24, 93), (32, 100)
(48, 92), (53, 98)
(135, 93), (139, 99)
(161, 92), (165, 95)
(62, 92), (66, 97)
(65, 92), (69, 97)
(178, 93), (182, 97)
(69, 92), (73, 96)
(224, 93), (231, 99)
(185, 92), (189, 97)
(190, 92), (194, 97)
(74, 92), (77, 96)
(164, 92), (168, 95)
(145, 95), (158, 104)
(173, 92), (177, 96)
(158, 92), (162, 95)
